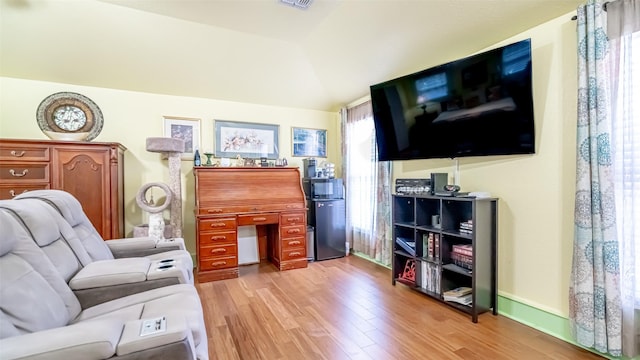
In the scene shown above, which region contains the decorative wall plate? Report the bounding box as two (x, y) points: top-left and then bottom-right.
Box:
(36, 92), (104, 141)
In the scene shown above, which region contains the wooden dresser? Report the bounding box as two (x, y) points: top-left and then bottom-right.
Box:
(0, 138), (126, 240)
(194, 167), (308, 282)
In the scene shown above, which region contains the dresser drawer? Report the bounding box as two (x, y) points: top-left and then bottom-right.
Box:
(198, 230), (237, 246)
(281, 247), (306, 261)
(237, 213), (279, 226)
(200, 243), (237, 260)
(0, 184), (50, 200)
(282, 237), (305, 251)
(199, 256), (238, 271)
(280, 212), (306, 226)
(0, 163), (50, 182)
(198, 217), (237, 231)
(280, 224), (305, 239)
(0, 144), (50, 162)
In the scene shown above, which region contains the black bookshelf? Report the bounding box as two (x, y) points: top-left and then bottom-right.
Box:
(391, 194), (498, 323)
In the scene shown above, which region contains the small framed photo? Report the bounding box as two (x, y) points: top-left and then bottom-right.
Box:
(163, 116), (201, 160)
(292, 127), (327, 157)
(215, 120), (279, 159)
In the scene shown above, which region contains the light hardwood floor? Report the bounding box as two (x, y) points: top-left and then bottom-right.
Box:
(195, 255), (603, 360)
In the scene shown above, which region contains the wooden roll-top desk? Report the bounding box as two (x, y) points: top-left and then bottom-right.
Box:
(193, 167), (308, 282)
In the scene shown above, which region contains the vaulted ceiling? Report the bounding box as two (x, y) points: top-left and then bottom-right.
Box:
(0, 0), (582, 112)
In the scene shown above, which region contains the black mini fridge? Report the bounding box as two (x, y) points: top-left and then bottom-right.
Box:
(309, 199), (346, 261)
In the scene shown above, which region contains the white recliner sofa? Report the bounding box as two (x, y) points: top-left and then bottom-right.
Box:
(0, 199), (193, 308)
(14, 189), (193, 270)
(0, 210), (209, 360)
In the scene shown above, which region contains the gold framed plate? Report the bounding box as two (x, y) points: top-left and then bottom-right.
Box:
(36, 92), (104, 141)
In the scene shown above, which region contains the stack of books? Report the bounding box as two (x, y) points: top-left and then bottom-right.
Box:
(459, 220), (473, 234)
(443, 286), (472, 306)
(451, 244), (473, 271)
(395, 237), (416, 256)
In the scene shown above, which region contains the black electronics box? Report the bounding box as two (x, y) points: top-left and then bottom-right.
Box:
(430, 173), (448, 194)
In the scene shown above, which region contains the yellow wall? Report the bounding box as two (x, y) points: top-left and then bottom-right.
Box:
(0, 77), (339, 257)
(0, 10), (579, 321)
(392, 13), (578, 317)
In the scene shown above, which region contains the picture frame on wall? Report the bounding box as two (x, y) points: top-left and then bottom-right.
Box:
(215, 120), (279, 159)
(163, 116), (201, 160)
(292, 127), (327, 157)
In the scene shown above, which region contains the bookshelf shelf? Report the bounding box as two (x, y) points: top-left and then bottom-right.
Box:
(391, 194), (498, 323)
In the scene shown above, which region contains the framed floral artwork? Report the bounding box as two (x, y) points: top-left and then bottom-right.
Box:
(163, 116), (201, 160)
(215, 120), (279, 159)
(292, 127), (327, 157)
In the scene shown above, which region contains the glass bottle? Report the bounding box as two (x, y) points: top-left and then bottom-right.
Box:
(194, 149), (201, 166)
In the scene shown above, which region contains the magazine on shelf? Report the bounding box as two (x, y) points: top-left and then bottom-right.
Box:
(445, 293), (472, 306)
(443, 286), (472, 300)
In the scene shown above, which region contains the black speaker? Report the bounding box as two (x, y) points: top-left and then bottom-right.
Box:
(430, 173), (448, 194)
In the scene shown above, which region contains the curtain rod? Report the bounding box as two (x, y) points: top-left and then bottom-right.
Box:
(571, 1), (611, 21)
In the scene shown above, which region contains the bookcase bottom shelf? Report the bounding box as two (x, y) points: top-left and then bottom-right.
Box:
(393, 276), (495, 323)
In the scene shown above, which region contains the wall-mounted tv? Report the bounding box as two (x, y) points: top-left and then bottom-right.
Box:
(370, 38), (535, 161)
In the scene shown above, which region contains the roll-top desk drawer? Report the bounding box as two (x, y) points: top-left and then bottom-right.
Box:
(198, 230), (237, 246)
(199, 256), (238, 271)
(199, 217), (237, 232)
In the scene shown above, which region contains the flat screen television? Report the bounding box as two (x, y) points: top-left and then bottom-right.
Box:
(370, 38), (535, 161)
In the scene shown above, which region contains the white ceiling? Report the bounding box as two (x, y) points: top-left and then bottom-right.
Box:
(0, 0), (581, 112)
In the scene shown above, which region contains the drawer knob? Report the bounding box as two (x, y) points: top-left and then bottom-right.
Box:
(211, 248), (226, 254)
(288, 240), (301, 246)
(211, 235), (226, 241)
(290, 252), (301, 257)
(252, 217), (267, 222)
(211, 261), (227, 267)
(211, 223), (226, 228)
(9, 169), (28, 177)
(287, 217), (301, 222)
(207, 209), (223, 213)
(9, 189), (28, 198)
(10, 150), (25, 157)
(287, 229), (300, 234)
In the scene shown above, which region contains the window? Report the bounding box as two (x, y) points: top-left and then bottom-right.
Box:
(611, 31), (640, 305)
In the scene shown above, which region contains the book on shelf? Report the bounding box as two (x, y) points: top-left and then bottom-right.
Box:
(395, 237), (416, 256)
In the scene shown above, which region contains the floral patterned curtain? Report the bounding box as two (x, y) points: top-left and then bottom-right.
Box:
(341, 102), (392, 266)
(570, 0), (622, 356)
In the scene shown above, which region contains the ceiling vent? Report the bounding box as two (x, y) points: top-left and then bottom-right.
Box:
(280, 0), (313, 10)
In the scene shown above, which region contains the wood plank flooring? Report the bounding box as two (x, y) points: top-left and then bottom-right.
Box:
(195, 255), (603, 360)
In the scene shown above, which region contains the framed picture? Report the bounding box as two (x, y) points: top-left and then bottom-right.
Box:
(163, 116), (201, 160)
(292, 127), (327, 157)
(215, 120), (279, 159)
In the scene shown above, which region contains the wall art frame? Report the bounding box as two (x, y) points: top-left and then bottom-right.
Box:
(215, 120), (279, 159)
(292, 127), (327, 157)
(163, 116), (201, 160)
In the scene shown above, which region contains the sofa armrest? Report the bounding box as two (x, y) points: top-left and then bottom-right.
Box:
(0, 319), (122, 360)
(107, 237), (186, 258)
(69, 258), (150, 290)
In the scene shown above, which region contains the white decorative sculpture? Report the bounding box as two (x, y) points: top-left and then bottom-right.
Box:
(135, 182), (172, 240)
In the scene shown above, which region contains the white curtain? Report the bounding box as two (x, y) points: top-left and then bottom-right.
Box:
(341, 102), (392, 265)
(608, 0), (640, 357)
